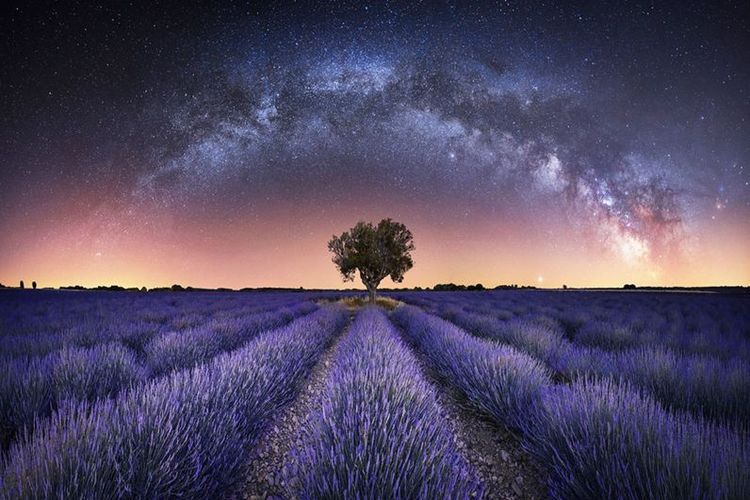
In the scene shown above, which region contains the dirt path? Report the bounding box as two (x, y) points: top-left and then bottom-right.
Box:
(392, 321), (549, 500)
(233, 313), (354, 500)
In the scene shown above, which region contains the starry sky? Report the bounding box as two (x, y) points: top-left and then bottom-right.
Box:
(1, 1), (749, 289)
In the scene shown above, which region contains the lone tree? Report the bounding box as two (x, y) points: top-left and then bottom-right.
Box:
(32, 281), (37, 290)
(328, 218), (414, 304)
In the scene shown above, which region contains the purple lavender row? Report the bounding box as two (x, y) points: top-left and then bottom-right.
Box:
(441, 307), (750, 427)
(0, 290), (309, 338)
(289, 307), (482, 498)
(523, 377), (749, 499)
(144, 301), (317, 376)
(394, 290), (750, 361)
(391, 305), (750, 499)
(0, 292), (308, 360)
(390, 305), (550, 431)
(396, 293), (750, 426)
(0, 301), (317, 450)
(0, 305), (348, 499)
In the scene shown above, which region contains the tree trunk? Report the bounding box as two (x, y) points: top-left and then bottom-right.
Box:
(367, 285), (376, 304)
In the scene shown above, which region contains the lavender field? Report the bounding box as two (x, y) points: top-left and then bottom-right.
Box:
(1, 289), (748, 499)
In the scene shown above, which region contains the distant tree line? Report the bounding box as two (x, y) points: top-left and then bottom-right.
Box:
(1, 282), (539, 293)
(5, 282), (748, 294)
(430, 283), (539, 291)
(433, 283), (485, 291)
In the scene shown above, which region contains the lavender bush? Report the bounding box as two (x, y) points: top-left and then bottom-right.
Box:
(0, 356), (51, 448)
(291, 308), (481, 498)
(444, 311), (571, 375)
(573, 320), (644, 351)
(144, 301), (317, 376)
(50, 343), (144, 403)
(522, 378), (750, 499)
(562, 345), (750, 427)
(0, 306), (347, 499)
(434, 303), (750, 427)
(0, 290), (314, 361)
(0, 343), (143, 448)
(391, 305), (551, 430)
(0, 300), (317, 450)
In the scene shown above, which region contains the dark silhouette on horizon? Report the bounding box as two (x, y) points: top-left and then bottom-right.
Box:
(328, 219), (415, 303)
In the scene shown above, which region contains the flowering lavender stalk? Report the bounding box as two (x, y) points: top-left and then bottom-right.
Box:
(0, 306), (347, 498)
(291, 307), (482, 499)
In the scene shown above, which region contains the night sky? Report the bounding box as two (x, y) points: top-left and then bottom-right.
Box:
(1, 1), (749, 289)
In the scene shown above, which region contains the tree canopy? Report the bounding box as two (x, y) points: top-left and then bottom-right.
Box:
(328, 219), (414, 303)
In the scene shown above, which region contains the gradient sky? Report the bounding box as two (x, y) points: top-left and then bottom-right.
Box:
(1, 1), (749, 289)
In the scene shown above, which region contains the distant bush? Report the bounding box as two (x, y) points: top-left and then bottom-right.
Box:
(432, 283), (464, 291)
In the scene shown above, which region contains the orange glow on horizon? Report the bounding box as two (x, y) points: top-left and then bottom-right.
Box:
(1, 198), (748, 290)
